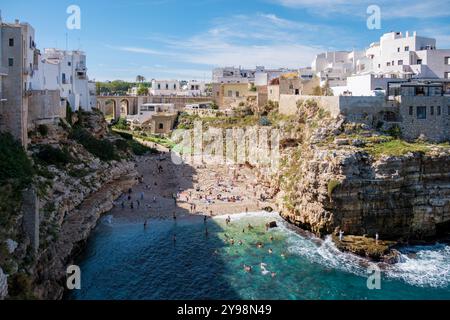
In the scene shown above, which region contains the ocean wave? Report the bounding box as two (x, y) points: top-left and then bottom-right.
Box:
(277, 220), (450, 288)
(213, 211), (280, 221)
(385, 244), (450, 288)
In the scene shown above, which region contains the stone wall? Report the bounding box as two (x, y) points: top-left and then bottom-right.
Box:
(28, 90), (65, 129)
(22, 188), (39, 255)
(399, 96), (450, 142)
(279, 94), (449, 142)
(0, 25), (28, 146)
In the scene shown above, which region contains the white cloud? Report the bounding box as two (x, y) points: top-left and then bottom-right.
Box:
(108, 13), (329, 70)
(272, 0), (450, 18)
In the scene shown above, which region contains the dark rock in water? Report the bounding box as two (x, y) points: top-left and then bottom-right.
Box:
(262, 206), (273, 212)
(382, 249), (402, 265)
(332, 234), (398, 262)
(266, 221), (278, 229)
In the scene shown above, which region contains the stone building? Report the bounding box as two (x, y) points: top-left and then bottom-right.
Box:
(0, 18), (95, 146)
(213, 83), (257, 109)
(279, 80), (450, 142)
(0, 19), (38, 146)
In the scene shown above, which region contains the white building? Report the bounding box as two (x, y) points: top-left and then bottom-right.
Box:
(312, 50), (365, 87)
(150, 79), (180, 96)
(315, 31), (450, 96)
(298, 67), (314, 81)
(42, 48), (94, 111)
(212, 67), (250, 84)
(126, 103), (175, 124)
(184, 80), (207, 96)
(357, 31), (450, 80)
(254, 68), (298, 86)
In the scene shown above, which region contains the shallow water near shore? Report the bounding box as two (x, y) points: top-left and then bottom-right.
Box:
(70, 212), (450, 300)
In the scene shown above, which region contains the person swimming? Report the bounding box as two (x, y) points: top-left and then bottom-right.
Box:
(268, 248), (273, 254)
(230, 238), (235, 245)
(144, 220), (148, 229)
(238, 240), (243, 246)
(244, 265), (252, 273)
(271, 272), (276, 278)
(281, 253), (286, 259)
(269, 236), (274, 241)
(257, 242), (263, 249)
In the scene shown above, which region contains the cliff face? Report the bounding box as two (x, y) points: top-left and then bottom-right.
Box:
(274, 99), (450, 242)
(278, 147), (450, 240)
(0, 112), (139, 299)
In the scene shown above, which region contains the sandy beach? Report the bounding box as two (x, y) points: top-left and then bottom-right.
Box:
(109, 148), (275, 222)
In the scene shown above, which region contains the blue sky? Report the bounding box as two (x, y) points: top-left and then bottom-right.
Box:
(2, 0), (450, 81)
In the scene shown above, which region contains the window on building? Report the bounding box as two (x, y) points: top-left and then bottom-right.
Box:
(68, 62), (71, 66)
(417, 106), (427, 119)
(397, 47), (400, 52)
(165, 84), (169, 89)
(445, 57), (450, 65)
(8, 58), (14, 67)
(228, 90), (232, 97)
(405, 46), (409, 51)
(159, 123), (164, 130)
(417, 59), (422, 65)
(415, 86), (426, 96)
(392, 61), (395, 66)
(430, 106), (434, 116)
(174, 84), (176, 90)
(62, 73), (66, 84)
(445, 72), (450, 79)
(437, 106), (441, 116)
(158, 84), (161, 89)
(236, 91), (240, 98)
(378, 64), (381, 68)
(9, 38), (14, 46)
(409, 106), (414, 116)
(387, 62), (391, 66)
(398, 60), (403, 65)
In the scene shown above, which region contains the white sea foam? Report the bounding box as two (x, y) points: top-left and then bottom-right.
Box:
(385, 244), (450, 288)
(214, 210), (450, 288)
(213, 211), (280, 221)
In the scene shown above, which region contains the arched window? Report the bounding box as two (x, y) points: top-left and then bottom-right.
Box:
(159, 123), (164, 130)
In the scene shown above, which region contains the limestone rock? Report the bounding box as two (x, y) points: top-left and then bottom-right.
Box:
(5, 239), (18, 254)
(0, 268), (7, 300)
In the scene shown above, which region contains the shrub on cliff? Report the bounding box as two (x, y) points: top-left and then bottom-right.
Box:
(37, 124), (49, 137)
(328, 179), (341, 199)
(34, 145), (73, 167)
(0, 133), (34, 188)
(113, 117), (130, 131)
(70, 128), (118, 161)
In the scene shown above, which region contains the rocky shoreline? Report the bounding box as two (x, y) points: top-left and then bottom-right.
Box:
(35, 169), (138, 299)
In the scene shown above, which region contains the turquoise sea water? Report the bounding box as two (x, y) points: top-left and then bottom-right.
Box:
(70, 212), (450, 300)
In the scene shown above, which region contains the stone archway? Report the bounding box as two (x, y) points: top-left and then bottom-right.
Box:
(120, 99), (130, 117)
